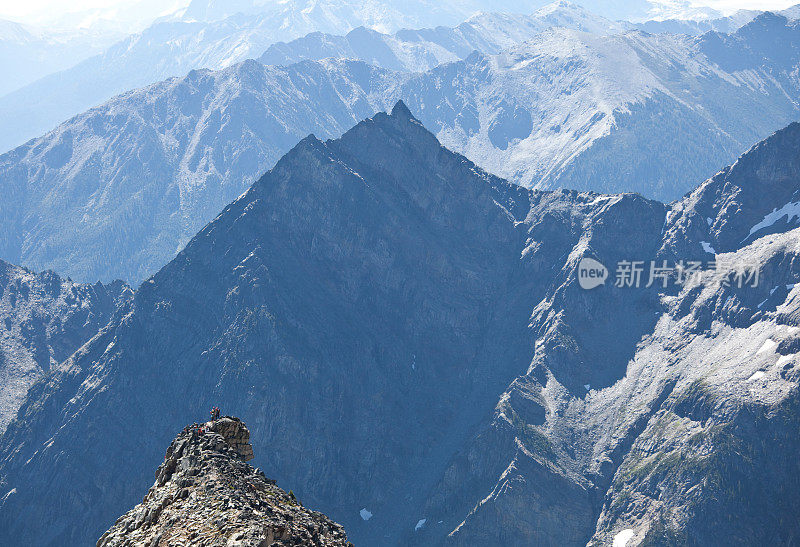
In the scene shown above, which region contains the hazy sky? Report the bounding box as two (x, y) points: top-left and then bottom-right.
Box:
(0, 0), (798, 28)
(0, 0), (190, 29)
(693, 0), (798, 9)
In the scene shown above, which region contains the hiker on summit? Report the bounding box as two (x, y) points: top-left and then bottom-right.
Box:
(210, 406), (220, 420)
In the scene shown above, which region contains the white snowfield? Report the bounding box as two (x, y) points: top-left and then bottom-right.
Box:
(613, 528), (635, 547)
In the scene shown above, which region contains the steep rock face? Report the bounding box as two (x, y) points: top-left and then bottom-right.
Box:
(97, 417), (350, 546)
(207, 416), (255, 462)
(0, 260), (131, 433)
(663, 121), (800, 259)
(418, 123), (800, 546)
(585, 122), (800, 545)
(2, 105), (800, 547)
(590, 232), (800, 545)
(412, 190), (670, 545)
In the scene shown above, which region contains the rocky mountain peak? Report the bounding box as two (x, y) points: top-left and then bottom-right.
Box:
(206, 416), (255, 462)
(97, 416), (350, 546)
(390, 99), (413, 119)
(740, 10), (791, 33)
(662, 121), (800, 259)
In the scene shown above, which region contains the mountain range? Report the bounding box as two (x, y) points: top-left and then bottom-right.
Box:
(6, 0), (799, 156)
(3, 12), (800, 286)
(1, 102), (799, 546)
(259, 2), (800, 71)
(633, 3), (800, 35)
(0, 1), (633, 155)
(0, 58), (397, 284)
(0, 18), (122, 98)
(402, 13), (800, 198)
(260, 3), (625, 72)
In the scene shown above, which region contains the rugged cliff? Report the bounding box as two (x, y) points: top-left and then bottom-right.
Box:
(98, 416), (350, 546)
(0, 260), (131, 433)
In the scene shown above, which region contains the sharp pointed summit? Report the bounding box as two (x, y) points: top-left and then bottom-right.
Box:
(0, 102), (533, 547)
(390, 99), (413, 119)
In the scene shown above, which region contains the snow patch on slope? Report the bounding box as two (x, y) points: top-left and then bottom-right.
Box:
(613, 528), (635, 547)
(748, 201), (800, 238)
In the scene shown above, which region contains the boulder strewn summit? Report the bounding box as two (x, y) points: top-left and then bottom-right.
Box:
(97, 417), (350, 547)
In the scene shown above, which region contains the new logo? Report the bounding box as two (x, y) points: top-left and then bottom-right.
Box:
(578, 257), (608, 290)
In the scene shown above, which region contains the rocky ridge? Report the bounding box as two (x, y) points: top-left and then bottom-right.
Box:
(0, 260), (131, 433)
(97, 416), (350, 546)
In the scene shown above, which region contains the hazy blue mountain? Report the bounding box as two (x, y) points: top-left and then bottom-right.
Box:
(0, 58), (400, 284)
(177, 0), (656, 27)
(0, 11), (353, 154)
(1, 103), (799, 546)
(632, 9), (760, 35)
(0, 260), (131, 434)
(0, 1), (630, 155)
(631, 4), (800, 36)
(0, 0), (676, 154)
(0, 19), (122, 98)
(402, 13), (800, 201)
(3, 13), (800, 286)
(260, 3), (625, 72)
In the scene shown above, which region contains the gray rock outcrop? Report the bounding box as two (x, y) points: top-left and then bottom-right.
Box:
(0, 260), (131, 433)
(98, 416), (349, 546)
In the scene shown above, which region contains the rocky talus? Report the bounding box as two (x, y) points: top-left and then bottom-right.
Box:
(97, 417), (350, 547)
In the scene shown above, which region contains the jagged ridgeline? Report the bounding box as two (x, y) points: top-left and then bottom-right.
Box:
(98, 417), (351, 546)
(1, 103), (799, 546)
(0, 262), (132, 434)
(4, 13), (800, 285)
